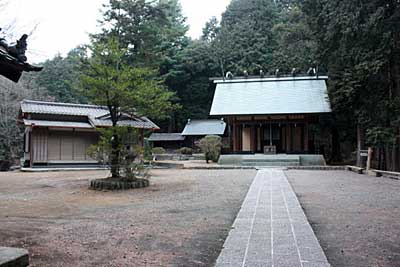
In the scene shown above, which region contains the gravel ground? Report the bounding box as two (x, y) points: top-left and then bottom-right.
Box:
(285, 170), (400, 267)
(0, 169), (256, 267)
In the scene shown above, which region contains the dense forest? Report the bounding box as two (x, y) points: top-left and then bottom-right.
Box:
(1, 0), (399, 169)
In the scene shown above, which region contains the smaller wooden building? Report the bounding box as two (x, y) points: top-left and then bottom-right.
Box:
(181, 119), (227, 148)
(19, 100), (159, 167)
(209, 76), (332, 154)
(148, 133), (186, 150)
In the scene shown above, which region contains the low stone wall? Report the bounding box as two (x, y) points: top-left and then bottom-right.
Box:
(90, 178), (149, 191)
(286, 166), (346, 171)
(153, 153), (205, 161)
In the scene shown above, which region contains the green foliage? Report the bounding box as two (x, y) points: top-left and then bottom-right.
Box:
(87, 127), (145, 179)
(24, 0), (321, 134)
(300, 0), (400, 164)
(271, 6), (317, 72)
(179, 147), (192, 155)
(201, 17), (220, 43)
(94, 0), (189, 69)
(80, 37), (178, 177)
(152, 147), (166, 155)
(209, 0), (316, 75)
(143, 139), (153, 161)
(198, 135), (222, 163)
(163, 40), (220, 130)
(0, 75), (51, 164)
(28, 46), (88, 103)
(366, 127), (397, 149)
(79, 38), (179, 122)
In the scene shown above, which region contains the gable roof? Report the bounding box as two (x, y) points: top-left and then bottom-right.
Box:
(210, 76), (331, 116)
(182, 119), (226, 136)
(20, 100), (159, 130)
(148, 133), (185, 142)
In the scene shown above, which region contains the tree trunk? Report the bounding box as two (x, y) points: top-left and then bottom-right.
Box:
(378, 148), (381, 170)
(356, 124), (364, 167)
(385, 145), (392, 171)
(110, 128), (120, 178)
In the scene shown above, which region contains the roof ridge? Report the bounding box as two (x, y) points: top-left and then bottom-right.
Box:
(152, 132), (182, 135)
(22, 99), (108, 110)
(213, 75), (329, 84)
(189, 119), (225, 122)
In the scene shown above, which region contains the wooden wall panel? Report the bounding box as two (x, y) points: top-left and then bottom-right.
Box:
(32, 128), (48, 163)
(73, 136), (87, 160)
(60, 134), (73, 160)
(48, 133), (61, 160)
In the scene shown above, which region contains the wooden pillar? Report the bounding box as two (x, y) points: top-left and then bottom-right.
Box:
(366, 147), (373, 171)
(304, 117), (309, 153)
(232, 121), (237, 152)
(286, 118), (291, 153)
(238, 124), (242, 151)
(29, 127), (33, 168)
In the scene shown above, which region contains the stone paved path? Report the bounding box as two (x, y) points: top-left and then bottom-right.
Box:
(215, 169), (330, 267)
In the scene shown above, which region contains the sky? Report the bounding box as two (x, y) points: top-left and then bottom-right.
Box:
(0, 0), (231, 63)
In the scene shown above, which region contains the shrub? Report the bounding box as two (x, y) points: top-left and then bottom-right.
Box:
(152, 147), (166, 155)
(86, 126), (146, 180)
(198, 135), (222, 163)
(179, 147), (193, 155)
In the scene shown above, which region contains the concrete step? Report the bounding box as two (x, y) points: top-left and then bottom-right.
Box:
(241, 161), (300, 167)
(242, 158), (299, 163)
(0, 247), (29, 267)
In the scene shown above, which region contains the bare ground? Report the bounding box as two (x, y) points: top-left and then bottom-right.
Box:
(285, 170), (400, 267)
(0, 169), (256, 267)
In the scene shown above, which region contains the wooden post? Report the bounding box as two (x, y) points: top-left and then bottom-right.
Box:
(366, 147), (373, 171)
(232, 121), (237, 152)
(29, 127), (33, 168)
(269, 120), (273, 146)
(286, 122), (291, 152)
(304, 117), (309, 153)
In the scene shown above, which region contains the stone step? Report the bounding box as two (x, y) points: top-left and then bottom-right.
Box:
(242, 158), (300, 163)
(241, 161), (300, 167)
(0, 247), (29, 267)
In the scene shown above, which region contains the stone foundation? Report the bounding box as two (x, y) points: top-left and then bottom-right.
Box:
(90, 178), (149, 191)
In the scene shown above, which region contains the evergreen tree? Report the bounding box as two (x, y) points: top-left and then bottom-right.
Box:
(79, 38), (179, 177)
(29, 46), (87, 103)
(301, 0), (400, 169)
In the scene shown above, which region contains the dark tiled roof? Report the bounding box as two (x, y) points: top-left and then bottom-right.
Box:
(21, 100), (109, 117)
(20, 100), (159, 130)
